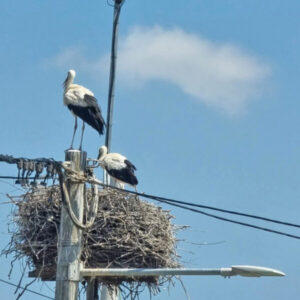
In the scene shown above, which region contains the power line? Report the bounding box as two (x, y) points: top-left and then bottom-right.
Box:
(155, 198), (300, 240)
(0, 278), (54, 299)
(142, 192), (300, 228)
(0, 154), (297, 229)
(98, 183), (300, 229)
(0, 176), (37, 180)
(6, 154), (292, 235)
(1, 152), (300, 239)
(91, 183), (300, 240)
(2, 167), (299, 239)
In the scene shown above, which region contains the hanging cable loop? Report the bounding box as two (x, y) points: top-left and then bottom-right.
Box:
(58, 163), (99, 230)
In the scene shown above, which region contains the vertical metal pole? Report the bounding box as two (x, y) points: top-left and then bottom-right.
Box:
(86, 278), (99, 300)
(88, 1), (124, 299)
(101, 286), (118, 300)
(105, 0), (124, 152)
(55, 150), (86, 300)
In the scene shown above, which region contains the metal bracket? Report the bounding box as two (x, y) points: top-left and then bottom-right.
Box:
(68, 261), (81, 281)
(86, 158), (100, 168)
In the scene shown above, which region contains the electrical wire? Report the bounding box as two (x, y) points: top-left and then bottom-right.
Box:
(0, 176), (37, 180)
(90, 182), (300, 240)
(2, 153), (299, 229)
(1, 168), (300, 239)
(155, 198), (300, 240)
(96, 182), (300, 229)
(143, 193), (300, 228)
(2, 171), (297, 230)
(2, 151), (300, 239)
(0, 278), (54, 299)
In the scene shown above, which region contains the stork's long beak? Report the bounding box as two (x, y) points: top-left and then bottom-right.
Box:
(97, 151), (101, 160)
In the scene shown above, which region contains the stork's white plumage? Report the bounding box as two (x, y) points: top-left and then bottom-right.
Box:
(63, 69), (105, 149)
(98, 146), (138, 188)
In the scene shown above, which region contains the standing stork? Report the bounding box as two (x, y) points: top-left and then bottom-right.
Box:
(63, 69), (105, 149)
(98, 145), (138, 189)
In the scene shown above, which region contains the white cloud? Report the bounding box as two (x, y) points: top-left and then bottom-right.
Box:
(48, 26), (270, 115)
(47, 46), (102, 76)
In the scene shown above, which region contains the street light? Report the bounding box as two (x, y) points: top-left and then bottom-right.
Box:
(80, 265), (285, 279)
(226, 265), (285, 277)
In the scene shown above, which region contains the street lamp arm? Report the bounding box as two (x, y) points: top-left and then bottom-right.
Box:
(80, 265), (285, 279)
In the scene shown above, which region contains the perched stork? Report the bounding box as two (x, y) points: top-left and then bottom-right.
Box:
(63, 69), (105, 149)
(98, 145), (138, 189)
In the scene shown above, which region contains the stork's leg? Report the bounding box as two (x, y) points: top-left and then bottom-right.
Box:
(70, 116), (78, 149)
(79, 121), (85, 150)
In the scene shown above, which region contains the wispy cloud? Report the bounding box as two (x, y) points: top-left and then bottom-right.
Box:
(48, 26), (270, 115)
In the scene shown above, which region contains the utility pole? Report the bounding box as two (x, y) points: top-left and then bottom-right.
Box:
(87, 1), (125, 299)
(105, 0), (124, 152)
(55, 150), (86, 300)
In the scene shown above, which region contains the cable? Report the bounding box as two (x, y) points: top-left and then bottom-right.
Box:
(155, 198), (300, 240)
(2, 154), (298, 229)
(0, 176), (37, 180)
(142, 193), (300, 228)
(0, 278), (54, 299)
(94, 182), (300, 229)
(0, 155), (57, 165)
(2, 152), (300, 239)
(0, 166), (300, 228)
(87, 181), (300, 240)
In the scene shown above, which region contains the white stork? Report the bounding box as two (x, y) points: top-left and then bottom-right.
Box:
(98, 145), (138, 189)
(63, 69), (105, 149)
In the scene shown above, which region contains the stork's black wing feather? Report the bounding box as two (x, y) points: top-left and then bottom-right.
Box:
(124, 159), (137, 171)
(68, 94), (105, 135)
(106, 166), (138, 186)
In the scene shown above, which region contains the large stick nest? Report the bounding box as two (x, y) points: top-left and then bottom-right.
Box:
(4, 186), (181, 297)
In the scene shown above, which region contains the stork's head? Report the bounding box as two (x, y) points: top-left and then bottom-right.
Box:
(63, 69), (76, 90)
(97, 145), (108, 161)
(68, 69), (76, 78)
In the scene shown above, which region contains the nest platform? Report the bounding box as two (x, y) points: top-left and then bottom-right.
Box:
(4, 186), (180, 297)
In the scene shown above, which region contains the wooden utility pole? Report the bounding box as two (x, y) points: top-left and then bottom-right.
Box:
(55, 150), (86, 300)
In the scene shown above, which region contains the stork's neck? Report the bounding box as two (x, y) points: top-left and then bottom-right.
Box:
(64, 74), (74, 91)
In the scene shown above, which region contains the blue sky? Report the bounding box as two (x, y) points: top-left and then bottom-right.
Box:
(1, 0), (300, 299)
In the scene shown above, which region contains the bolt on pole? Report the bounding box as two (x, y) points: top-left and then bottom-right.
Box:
(55, 150), (86, 300)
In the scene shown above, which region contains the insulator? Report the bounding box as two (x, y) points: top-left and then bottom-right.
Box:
(46, 163), (54, 174)
(17, 159), (23, 170)
(28, 161), (35, 172)
(35, 162), (44, 174)
(15, 159), (24, 184)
